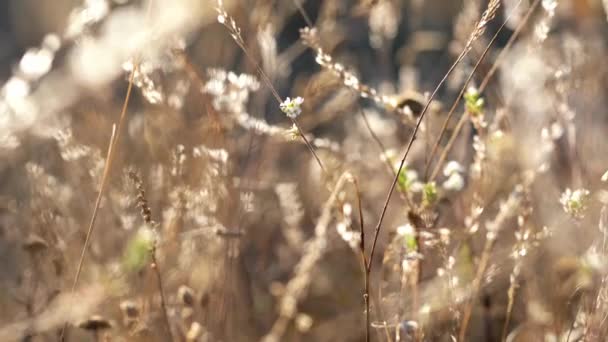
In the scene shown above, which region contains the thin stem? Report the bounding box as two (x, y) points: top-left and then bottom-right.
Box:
(351, 177), (370, 342)
(151, 243), (174, 341)
(367, 47), (467, 272)
(216, 3), (327, 173)
(479, 0), (541, 92)
(458, 186), (524, 341)
(358, 107), (412, 208)
(458, 238), (493, 341)
(73, 66), (135, 283)
(501, 280), (517, 342)
(365, 0), (504, 269)
(59, 122), (118, 341)
(292, 0), (313, 27)
(291, 118), (327, 174)
(425, 0), (522, 180)
(428, 0), (540, 182)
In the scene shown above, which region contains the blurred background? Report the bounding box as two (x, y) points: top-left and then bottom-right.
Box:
(1, 0), (608, 341)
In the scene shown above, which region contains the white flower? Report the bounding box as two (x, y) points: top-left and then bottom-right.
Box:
(397, 223), (415, 236)
(443, 160), (464, 177)
(560, 188), (590, 219)
(442, 160), (465, 191)
(280, 97), (304, 119)
(442, 173), (464, 191)
(410, 181), (424, 193)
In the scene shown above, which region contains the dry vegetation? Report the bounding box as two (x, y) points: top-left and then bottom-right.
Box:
(1, 0), (608, 341)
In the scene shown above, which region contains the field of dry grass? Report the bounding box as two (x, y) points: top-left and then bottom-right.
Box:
(1, 0), (608, 341)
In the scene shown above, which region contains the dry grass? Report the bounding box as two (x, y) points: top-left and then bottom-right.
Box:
(1, 0), (608, 341)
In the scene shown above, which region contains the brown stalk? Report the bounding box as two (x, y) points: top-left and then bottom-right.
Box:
(425, 0), (524, 180)
(428, 0), (541, 182)
(458, 183), (527, 341)
(367, 33), (472, 273)
(60, 65), (135, 341)
(128, 171), (174, 341)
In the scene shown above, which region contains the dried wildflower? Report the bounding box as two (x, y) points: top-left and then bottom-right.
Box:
(464, 0), (500, 52)
(300, 28), (414, 123)
(280, 97), (304, 119)
(560, 188), (590, 219)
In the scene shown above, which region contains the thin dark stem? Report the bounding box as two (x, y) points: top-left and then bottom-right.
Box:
(424, 0), (522, 180)
(359, 107), (412, 209)
(151, 244), (174, 341)
(367, 48), (467, 272)
(229, 31), (327, 174)
(359, 108), (397, 178)
(292, 0), (313, 27)
(479, 0), (541, 92)
(129, 170), (174, 341)
(59, 121), (119, 341)
(351, 177), (369, 342)
(364, 271), (371, 342)
(427, 0), (540, 182)
(458, 239), (493, 341)
(291, 119), (327, 174)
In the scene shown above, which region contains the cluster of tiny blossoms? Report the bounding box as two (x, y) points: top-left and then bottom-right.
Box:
(203, 69), (260, 113)
(560, 188), (590, 219)
(300, 27), (415, 123)
(535, 0), (558, 42)
(280, 97), (304, 119)
(442, 160), (465, 191)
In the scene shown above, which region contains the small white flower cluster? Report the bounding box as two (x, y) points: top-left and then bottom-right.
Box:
(560, 188), (590, 219)
(442, 160), (465, 191)
(535, 0), (557, 42)
(54, 128), (93, 161)
(66, 0), (110, 39)
(471, 135), (486, 180)
(395, 223), (424, 273)
(336, 203), (361, 250)
(216, 0), (244, 45)
(123, 61), (164, 104)
(300, 27), (414, 123)
(280, 97), (304, 119)
(204, 68), (259, 113)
